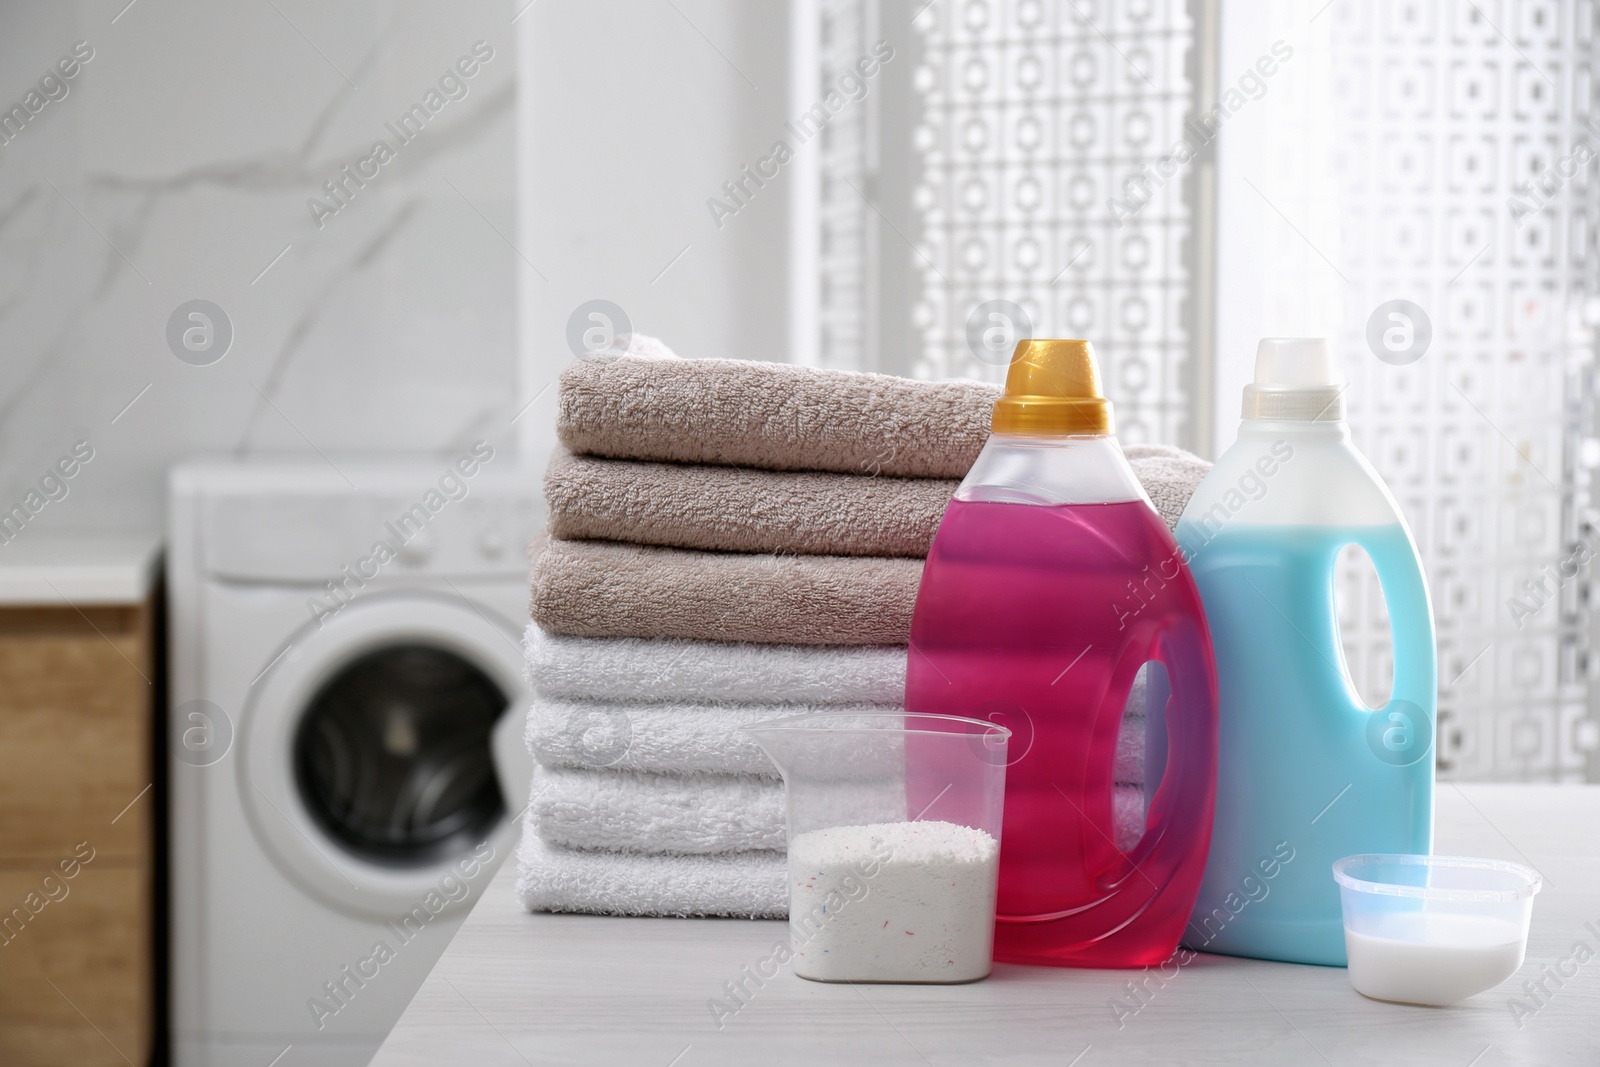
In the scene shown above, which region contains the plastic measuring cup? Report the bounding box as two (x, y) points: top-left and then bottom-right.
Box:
(743, 712), (1009, 984)
(1333, 854), (1542, 1006)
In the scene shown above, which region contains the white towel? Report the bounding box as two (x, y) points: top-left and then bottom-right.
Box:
(525, 627), (1153, 779)
(1113, 667), (1157, 785)
(525, 624), (906, 705)
(516, 816), (786, 918)
(529, 765), (786, 854)
(528, 694), (1144, 781)
(1113, 784), (1148, 853)
(526, 696), (916, 777)
(1115, 714), (1145, 785)
(527, 764), (1150, 856)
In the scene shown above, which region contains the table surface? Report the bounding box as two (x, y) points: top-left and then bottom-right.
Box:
(374, 784), (1600, 1066)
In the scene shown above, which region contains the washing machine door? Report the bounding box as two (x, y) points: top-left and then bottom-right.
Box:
(241, 590), (530, 915)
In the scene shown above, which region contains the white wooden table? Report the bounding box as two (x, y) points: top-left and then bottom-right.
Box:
(373, 785), (1600, 1065)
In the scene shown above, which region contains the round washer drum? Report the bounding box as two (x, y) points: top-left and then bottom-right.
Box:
(241, 591), (528, 916)
(294, 643), (507, 868)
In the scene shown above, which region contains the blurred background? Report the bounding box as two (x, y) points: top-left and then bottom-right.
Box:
(0, 0), (1595, 1064)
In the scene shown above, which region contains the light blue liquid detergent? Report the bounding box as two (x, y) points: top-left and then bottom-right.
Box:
(1177, 520), (1435, 966)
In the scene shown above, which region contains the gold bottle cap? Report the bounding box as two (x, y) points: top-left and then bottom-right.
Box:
(990, 339), (1114, 435)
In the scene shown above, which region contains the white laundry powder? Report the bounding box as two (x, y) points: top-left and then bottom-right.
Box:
(787, 820), (999, 983)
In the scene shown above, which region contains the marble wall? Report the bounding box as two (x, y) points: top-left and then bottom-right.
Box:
(0, 0), (520, 537)
(0, 0), (795, 540)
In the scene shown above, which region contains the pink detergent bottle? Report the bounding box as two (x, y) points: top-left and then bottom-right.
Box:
(906, 339), (1218, 967)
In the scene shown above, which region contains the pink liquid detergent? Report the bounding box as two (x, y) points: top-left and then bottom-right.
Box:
(907, 497), (1218, 967)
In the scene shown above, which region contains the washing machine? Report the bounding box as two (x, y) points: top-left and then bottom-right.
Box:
(168, 458), (538, 1067)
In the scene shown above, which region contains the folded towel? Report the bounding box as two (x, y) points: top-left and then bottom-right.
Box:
(1124, 444), (1212, 533)
(528, 764), (1148, 857)
(527, 696), (905, 777)
(1113, 785), (1147, 852)
(558, 353), (999, 478)
(517, 816), (786, 918)
(525, 625), (907, 704)
(544, 446), (1205, 562)
(529, 765), (785, 854)
(516, 807), (1141, 919)
(1111, 666), (1156, 784)
(527, 696), (1143, 781)
(530, 537), (922, 646)
(1114, 716), (1145, 786)
(546, 449), (958, 558)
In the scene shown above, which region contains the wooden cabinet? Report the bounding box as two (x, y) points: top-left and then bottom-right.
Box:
(0, 543), (158, 1067)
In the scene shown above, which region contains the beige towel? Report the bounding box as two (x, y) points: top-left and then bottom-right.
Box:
(543, 444), (1208, 557)
(557, 353), (1000, 478)
(530, 537), (922, 646)
(546, 449), (957, 558)
(1124, 444), (1211, 532)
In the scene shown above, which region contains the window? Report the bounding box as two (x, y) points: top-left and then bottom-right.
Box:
(798, 0), (1600, 781)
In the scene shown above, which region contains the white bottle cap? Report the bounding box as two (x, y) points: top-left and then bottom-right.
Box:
(1242, 337), (1345, 421)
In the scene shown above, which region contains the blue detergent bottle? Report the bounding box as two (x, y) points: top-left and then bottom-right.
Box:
(1177, 338), (1436, 966)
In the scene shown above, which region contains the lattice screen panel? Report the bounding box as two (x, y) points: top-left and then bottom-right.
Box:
(805, 0), (1600, 781)
(1327, 0), (1599, 781)
(907, 0), (1202, 447)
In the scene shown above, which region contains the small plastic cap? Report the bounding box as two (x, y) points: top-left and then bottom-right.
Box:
(1254, 337), (1343, 387)
(1243, 337), (1345, 421)
(991, 339), (1114, 435)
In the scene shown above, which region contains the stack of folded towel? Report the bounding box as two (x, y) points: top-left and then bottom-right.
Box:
(517, 342), (1210, 919)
